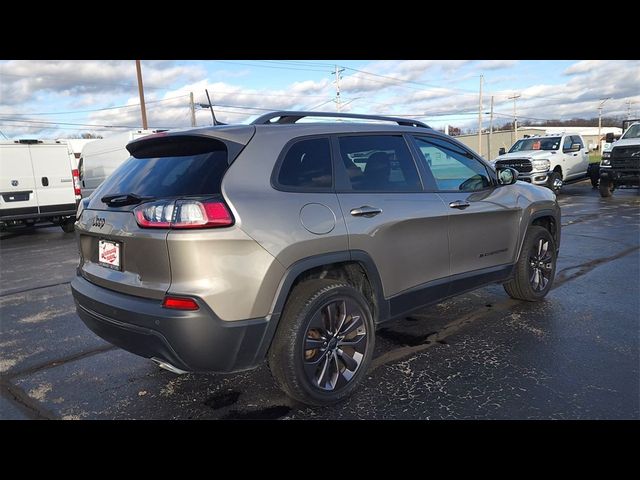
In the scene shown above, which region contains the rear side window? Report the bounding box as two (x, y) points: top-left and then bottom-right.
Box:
(338, 135), (421, 192)
(91, 139), (228, 205)
(276, 138), (332, 190)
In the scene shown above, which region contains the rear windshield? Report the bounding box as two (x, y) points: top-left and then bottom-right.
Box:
(90, 145), (228, 206)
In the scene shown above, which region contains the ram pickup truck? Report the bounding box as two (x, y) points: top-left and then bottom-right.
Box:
(598, 120), (640, 197)
(493, 133), (589, 193)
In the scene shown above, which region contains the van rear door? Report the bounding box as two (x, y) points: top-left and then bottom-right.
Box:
(29, 144), (77, 214)
(0, 144), (39, 218)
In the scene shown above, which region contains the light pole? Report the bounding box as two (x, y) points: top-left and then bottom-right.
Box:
(598, 97), (611, 152)
(508, 93), (520, 144)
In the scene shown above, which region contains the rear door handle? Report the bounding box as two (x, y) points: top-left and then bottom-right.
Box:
(350, 206), (382, 217)
(449, 200), (470, 210)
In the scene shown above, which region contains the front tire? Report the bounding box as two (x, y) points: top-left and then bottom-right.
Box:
(60, 218), (75, 233)
(599, 179), (614, 197)
(547, 171), (562, 193)
(504, 226), (556, 301)
(268, 279), (375, 406)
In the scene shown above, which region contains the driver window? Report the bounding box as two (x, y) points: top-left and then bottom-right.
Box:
(412, 136), (491, 192)
(562, 136), (573, 151)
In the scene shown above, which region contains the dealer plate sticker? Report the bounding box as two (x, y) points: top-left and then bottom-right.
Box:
(98, 240), (121, 270)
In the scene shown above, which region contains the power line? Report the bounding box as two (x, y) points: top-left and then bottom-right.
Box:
(0, 95), (189, 117)
(211, 60), (330, 73)
(0, 118), (176, 129)
(343, 66), (478, 94)
(0, 71), (173, 91)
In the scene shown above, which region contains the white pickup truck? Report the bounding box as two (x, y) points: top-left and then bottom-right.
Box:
(492, 133), (590, 193)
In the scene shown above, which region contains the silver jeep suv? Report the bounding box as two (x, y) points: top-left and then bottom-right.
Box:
(71, 111), (561, 405)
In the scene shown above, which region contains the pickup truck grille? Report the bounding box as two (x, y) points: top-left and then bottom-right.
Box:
(495, 158), (532, 173)
(611, 146), (640, 170)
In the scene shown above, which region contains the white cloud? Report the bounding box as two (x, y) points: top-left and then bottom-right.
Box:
(2, 59), (639, 139)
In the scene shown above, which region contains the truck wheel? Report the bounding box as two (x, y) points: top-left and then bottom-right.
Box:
(60, 218), (75, 233)
(504, 226), (556, 302)
(599, 179), (614, 197)
(268, 279), (375, 406)
(547, 171), (562, 193)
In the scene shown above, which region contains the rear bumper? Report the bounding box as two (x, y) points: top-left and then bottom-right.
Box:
(71, 275), (277, 373)
(0, 203), (77, 222)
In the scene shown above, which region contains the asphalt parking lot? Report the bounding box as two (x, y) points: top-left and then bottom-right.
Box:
(1, 181), (638, 420)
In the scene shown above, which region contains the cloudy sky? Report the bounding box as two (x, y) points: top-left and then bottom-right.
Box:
(0, 59), (638, 139)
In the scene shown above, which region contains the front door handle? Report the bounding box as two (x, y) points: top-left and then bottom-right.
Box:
(449, 200), (470, 210)
(350, 206), (382, 217)
(41, 177), (49, 187)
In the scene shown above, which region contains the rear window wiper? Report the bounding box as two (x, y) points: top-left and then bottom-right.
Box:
(101, 192), (154, 206)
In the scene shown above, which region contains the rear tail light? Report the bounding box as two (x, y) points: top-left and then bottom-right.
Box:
(134, 198), (233, 229)
(72, 169), (81, 198)
(162, 296), (199, 310)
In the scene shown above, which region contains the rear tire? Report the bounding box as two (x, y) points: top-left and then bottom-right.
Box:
(504, 226), (556, 302)
(268, 279), (375, 406)
(599, 179), (614, 197)
(60, 218), (75, 233)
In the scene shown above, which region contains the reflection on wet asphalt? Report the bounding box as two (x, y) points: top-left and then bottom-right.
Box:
(1, 182), (638, 419)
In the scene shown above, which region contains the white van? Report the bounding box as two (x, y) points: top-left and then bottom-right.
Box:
(0, 140), (80, 232)
(79, 129), (165, 198)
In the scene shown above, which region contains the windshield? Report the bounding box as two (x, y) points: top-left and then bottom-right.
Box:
(621, 124), (640, 140)
(508, 137), (561, 153)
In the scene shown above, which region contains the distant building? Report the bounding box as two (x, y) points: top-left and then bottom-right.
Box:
(454, 126), (623, 160)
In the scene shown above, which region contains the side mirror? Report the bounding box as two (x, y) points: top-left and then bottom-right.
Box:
(571, 143), (581, 152)
(605, 132), (614, 143)
(497, 167), (518, 186)
(498, 147), (506, 156)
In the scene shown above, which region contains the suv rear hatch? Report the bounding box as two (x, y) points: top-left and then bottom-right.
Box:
(76, 127), (255, 300)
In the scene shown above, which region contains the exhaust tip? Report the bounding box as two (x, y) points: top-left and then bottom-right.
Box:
(151, 357), (188, 375)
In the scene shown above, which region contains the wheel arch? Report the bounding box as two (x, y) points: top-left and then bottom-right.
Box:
(255, 251), (388, 363)
(270, 250), (388, 322)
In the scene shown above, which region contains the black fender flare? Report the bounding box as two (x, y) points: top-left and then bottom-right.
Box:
(269, 250), (388, 320)
(517, 208), (561, 259)
(254, 250), (388, 362)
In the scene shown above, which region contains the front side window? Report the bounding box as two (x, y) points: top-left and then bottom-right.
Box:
(412, 136), (492, 192)
(277, 138), (332, 190)
(571, 135), (584, 148)
(338, 135), (421, 192)
(562, 136), (573, 151)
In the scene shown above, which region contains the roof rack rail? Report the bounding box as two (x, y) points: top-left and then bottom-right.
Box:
(250, 111), (430, 128)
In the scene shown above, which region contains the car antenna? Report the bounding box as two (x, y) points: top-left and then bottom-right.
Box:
(205, 89), (220, 126)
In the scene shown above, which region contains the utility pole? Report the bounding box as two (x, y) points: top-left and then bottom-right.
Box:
(332, 65), (345, 112)
(478, 74), (483, 157)
(626, 100), (633, 120)
(135, 60), (148, 129)
(598, 97), (611, 151)
(189, 92), (196, 127)
(488, 95), (494, 159)
(508, 93), (520, 144)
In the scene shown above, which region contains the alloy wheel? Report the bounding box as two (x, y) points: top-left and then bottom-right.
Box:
(302, 298), (368, 391)
(528, 238), (554, 291)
